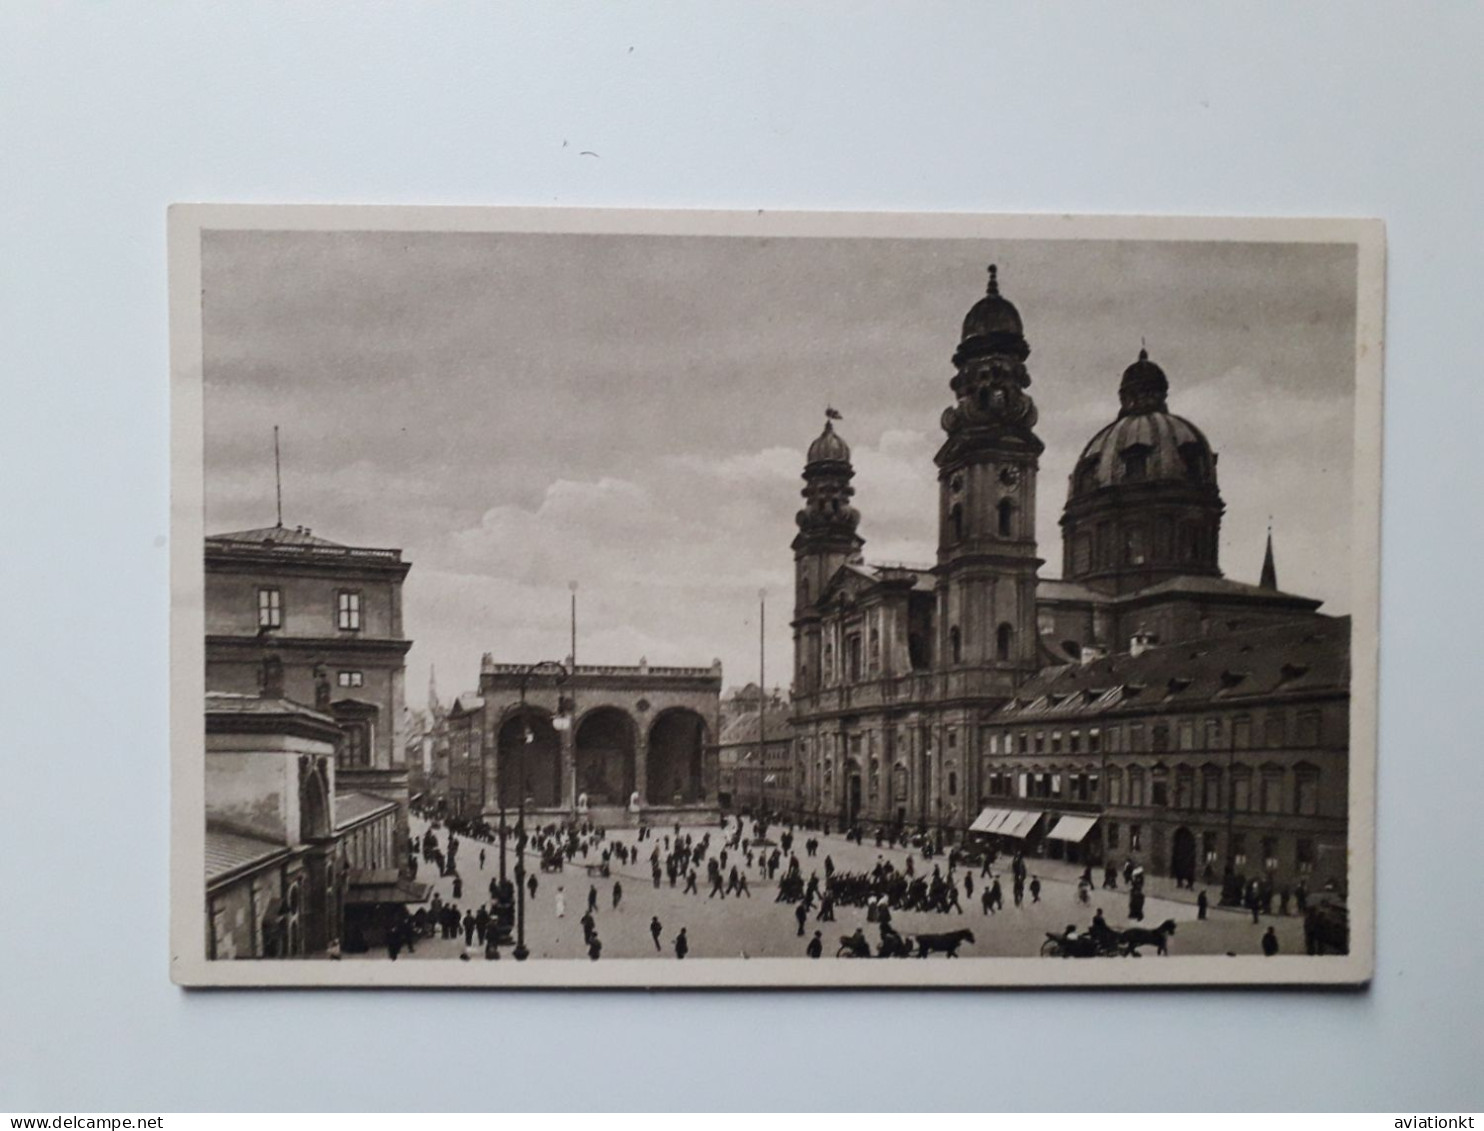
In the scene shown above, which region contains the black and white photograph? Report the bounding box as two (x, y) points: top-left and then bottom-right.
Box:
(169, 205), (1381, 987)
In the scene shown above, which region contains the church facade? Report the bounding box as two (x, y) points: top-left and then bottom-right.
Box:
(788, 267), (1349, 888)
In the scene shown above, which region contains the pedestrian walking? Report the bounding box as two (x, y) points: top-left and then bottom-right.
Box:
(612, 880), (623, 910)
(588, 884), (599, 914)
(684, 870), (698, 894)
(588, 934), (603, 961)
(965, 872), (975, 901)
(452, 875), (463, 900)
(528, 873), (538, 900)
(1197, 889), (1209, 920)
(1030, 876), (1041, 903)
(1013, 875), (1025, 907)
(650, 915), (663, 951)
(479, 848), (486, 869)
(1262, 926), (1279, 957)
(806, 930), (823, 959)
(555, 886), (566, 918)
(674, 927), (689, 960)
(795, 902), (808, 937)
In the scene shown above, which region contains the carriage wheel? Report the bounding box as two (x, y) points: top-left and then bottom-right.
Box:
(1039, 938), (1060, 957)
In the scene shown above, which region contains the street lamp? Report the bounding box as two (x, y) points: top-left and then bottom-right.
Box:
(511, 659), (570, 961)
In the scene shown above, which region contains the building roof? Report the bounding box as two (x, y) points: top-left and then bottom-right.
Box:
(719, 701), (793, 746)
(335, 791), (399, 829)
(205, 826), (289, 885)
(208, 524), (347, 548)
(447, 692), (485, 716)
(992, 615), (1350, 724)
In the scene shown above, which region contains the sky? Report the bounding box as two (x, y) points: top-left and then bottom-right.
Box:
(201, 229), (1358, 710)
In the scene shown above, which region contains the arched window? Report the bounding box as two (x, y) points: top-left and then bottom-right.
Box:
(950, 503), (964, 542)
(949, 626), (962, 663)
(1295, 763), (1320, 816)
(997, 499), (1015, 537)
(995, 622), (1014, 662)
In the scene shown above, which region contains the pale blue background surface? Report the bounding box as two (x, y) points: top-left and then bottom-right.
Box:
(2, 2), (1481, 1112)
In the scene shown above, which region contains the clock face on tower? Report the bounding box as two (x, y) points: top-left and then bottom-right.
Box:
(998, 464), (1021, 487)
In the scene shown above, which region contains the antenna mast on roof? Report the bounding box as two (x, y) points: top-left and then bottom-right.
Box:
(274, 425), (283, 528)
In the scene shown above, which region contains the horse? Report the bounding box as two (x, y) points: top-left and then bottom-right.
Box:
(1119, 919), (1177, 956)
(915, 928), (975, 957)
(837, 932), (872, 958)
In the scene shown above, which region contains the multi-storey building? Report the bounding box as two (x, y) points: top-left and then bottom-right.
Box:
(717, 690), (793, 814)
(204, 522), (414, 869)
(788, 266), (1349, 885)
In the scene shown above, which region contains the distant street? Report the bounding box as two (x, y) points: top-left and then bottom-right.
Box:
(348, 815), (1308, 962)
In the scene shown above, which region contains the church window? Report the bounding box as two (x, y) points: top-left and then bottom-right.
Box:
(847, 634), (863, 682)
(869, 627), (880, 672)
(257, 587), (282, 629)
(996, 622), (1014, 662)
(948, 770), (958, 797)
(1124, 525), (1147, 565)
(1073, 533), (1092, 575)
(997, 499), (1015, 538)
(949, 626), (962, 663)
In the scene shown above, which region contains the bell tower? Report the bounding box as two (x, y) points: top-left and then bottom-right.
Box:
(934, 265), (1043, 681)
(791, 415), (863, 694)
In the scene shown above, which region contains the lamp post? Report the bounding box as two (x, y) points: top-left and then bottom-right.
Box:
(512, 659), (570, 961)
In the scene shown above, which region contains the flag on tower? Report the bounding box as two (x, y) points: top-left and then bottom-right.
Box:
(825, 406), (843, 421)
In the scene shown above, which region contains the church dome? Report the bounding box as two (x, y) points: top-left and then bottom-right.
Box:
(961, 270), (1024, 340)
(806, 419), (851, 465)
(1068, 350), (1218, 501)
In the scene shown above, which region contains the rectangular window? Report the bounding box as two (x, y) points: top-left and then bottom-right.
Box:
(257, 587), (282, 629)
(1069, 730), (1082, 754)
(1129, 824), (1142, 851)
(337, 670), (364, 688)
(337, 590), (362, 631)
(990, 733), (1000, 755)
(1106, 822), (1119, 850)
(1051, 773), (1062, 799)
(1296, 772), (1319, 816)
(1088, 728), (1101, 754)
(1088, 773), (1100, 800)
(1203, 771), (1222, 812)
(1296, 838), (1315, 874)
(1230, 833), (1247, 867)
(1175, 771), (1193, 809)
(1296, 710), (1321, 747)
(1034, 732), (1046, 754)
(1178, 720), (1195, 751)
(1265, 713), (1285, 749)
(1151, 724), (1170, 753)
(1204, 718), (1222, 750)
(1234, 716), (1252, 749)
(1262, 771), (1285, 815)
(948, 728), (957, 749)
(1129, 771), (1145, 807)
(1233, 773), (1251, 812)
(1151, 780), (1169, 807)
(1262, 836), (1279, 873)
(1006, 733), (1016, 755)
(1202, 831), (1219, 865)
(1129, 724), (1145, 753)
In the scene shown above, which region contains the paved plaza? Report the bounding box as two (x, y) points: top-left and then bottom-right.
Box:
(348, 816), (1309, 963)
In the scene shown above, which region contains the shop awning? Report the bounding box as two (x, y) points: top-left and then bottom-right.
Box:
(344, 870), (433, 907)
(1047, 814), (1100, 843)
(1001, 810), (1044, 839)
(970, 807), (1042, 838)
(970, 807), (1014, 833)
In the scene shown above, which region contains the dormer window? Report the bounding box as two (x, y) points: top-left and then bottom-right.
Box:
(1121, 443), (1153, 480)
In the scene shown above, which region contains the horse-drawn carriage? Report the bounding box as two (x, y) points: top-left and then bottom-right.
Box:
(1040, 919), (1177, 958)
(837, 927), (974, 958)
(584, 861), (611, 878)
(538, 849), (565, 873)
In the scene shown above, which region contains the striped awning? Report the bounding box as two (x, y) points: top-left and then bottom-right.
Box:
(1047, 814), (1100, 843)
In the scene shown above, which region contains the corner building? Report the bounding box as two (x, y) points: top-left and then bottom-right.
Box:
(788, 267), (1349, 889)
